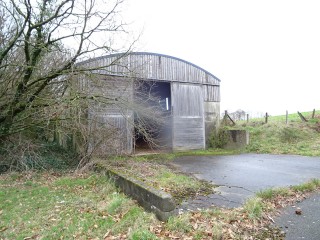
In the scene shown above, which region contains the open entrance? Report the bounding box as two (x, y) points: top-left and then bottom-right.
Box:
(134, 81), (172, 152)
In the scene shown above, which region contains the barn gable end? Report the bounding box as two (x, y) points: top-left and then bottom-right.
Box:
(80, 52), (221, 154)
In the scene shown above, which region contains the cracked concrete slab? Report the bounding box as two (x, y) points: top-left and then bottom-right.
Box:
(173, 154), (320, 209)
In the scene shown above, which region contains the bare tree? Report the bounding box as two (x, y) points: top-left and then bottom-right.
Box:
(0, 0), (130, 139)
(230, 109), (246, 121)
(0, 0), (146, 171)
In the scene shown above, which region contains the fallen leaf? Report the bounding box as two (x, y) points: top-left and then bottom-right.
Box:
(23, 236), (38, 240)
(104, 230), (111, 239)
(295, 208), (302, 215)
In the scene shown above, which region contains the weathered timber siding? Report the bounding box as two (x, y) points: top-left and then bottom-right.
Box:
(88, 113), (133, 155)
(82, 52), (220, 102)
(172, 83), (205, 150)
(78, 52), (220, 154)
(87, 75), (134, 154)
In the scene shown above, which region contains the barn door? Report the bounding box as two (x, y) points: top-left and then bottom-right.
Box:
(171, 83), (205, 150)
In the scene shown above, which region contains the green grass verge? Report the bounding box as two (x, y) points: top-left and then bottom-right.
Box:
(244, 178), (320, 221)
(1, 171), (319, 239)
(0, 172), (156, 239)
(229, 118), (320, 156)
(243, 110), (320, 123)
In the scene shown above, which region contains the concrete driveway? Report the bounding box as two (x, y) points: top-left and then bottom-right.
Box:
(173, 154), (320, 208)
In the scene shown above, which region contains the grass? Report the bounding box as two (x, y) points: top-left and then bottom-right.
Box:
(1, 170), (319, 239)
(130, 229), (158, 240)
(0, 172), (156, 239)
(219, 110), (320, 156)
(166, 213), (193, 233)
(245, 110), (320, 123)
(231, 117), (320, 156)
(95, 158), (215, 203)
(292, 178), (320, 192)
(243, 197), (265, 219)
(1, 110), (320, 238)
(257, 187), (290, 200)
(107, 148), (239, 163)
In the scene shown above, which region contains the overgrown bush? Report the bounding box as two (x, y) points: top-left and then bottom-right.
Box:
(0, 135), (77, 173)
(209, 127), (229, 148)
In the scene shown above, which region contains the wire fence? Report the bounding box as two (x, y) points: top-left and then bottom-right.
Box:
(222, 109), (319, 125)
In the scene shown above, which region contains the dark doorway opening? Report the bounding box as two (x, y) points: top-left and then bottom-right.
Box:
(134, 81), (172, 152)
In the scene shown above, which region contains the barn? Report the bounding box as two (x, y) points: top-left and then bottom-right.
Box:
(79, 52), (221, 154)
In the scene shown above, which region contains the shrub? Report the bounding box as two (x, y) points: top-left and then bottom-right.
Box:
(0, 135), (77, 173)
(209, 127), (229, 148)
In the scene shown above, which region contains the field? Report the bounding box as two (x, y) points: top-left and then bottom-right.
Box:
(234, 110), (320, 156)
(234, 110), (320, 123)
(1, 110), (320, 239)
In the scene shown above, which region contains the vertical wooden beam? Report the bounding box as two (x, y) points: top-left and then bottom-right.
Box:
(312, 109), (316, 119)
(246, 114), (249, 123)
(265, 112), (268, 124)
(286, 110), (288, 125)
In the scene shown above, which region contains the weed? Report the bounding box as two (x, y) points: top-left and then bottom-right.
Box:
(192, 231), (204, 240)
(257, 187), (290, 200)
(212, 222), (223, 239)
(311, 178), (320, 187)
(243, 197), (264, 219)
(130, 229), (158, 240)
(257, 189), (274, 199)
(166, 214), (192, 233)
(292, 181), (317, 192)
(201, 207), (222, 218)
(112, 207), (151, 234)
(107, 193), (127, 214)
(156, 170), (199, 190)
(209, 127), (229, 148)
(274, 187), (290, 197)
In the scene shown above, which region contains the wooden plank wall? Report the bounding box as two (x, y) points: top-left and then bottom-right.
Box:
(172, 83), (205, 150)
(83, 52), (220, 102)
(87, 75), (134, 154)
(79, 52), (220, 153)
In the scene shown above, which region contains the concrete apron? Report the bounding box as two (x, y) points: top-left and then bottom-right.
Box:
(173, 154), (320, 210)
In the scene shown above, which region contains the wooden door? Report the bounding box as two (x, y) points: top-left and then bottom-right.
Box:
(171, 83), (205, 150)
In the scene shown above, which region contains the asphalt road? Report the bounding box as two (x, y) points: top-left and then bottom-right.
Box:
(173, 154), (320, 239)
(274, 192), (320, 240)
(173, 154), (320, 208)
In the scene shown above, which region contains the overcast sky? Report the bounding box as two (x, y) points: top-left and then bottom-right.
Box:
(124, 0), (320, 115)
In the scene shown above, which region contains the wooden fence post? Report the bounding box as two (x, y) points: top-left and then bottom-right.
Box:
(286, 110), (288, 125)
(312, 109), (315, 119)
(297, 111), (308, 122)
(246, 114), (249, 123)
(265, 112), (268, 124)
(224, 110), (235, 126)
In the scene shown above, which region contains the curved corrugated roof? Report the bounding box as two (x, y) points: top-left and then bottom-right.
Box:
(81, 52), (221, 85)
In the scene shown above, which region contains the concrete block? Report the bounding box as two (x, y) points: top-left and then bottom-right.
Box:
(224, 130), (249, 149)
(107, 170), (176, 221)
